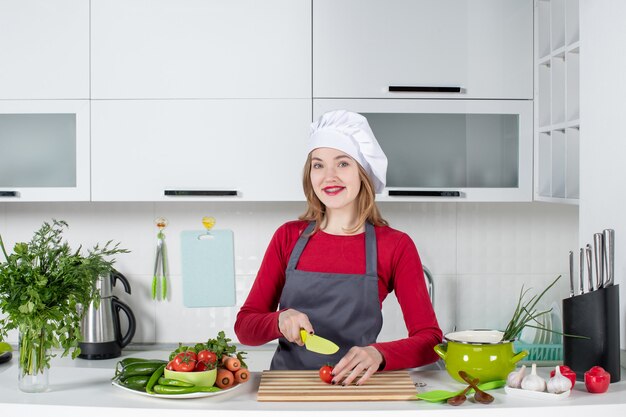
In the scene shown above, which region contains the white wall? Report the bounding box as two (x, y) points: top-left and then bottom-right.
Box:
(0, 201), (577, 346)
(580, 0), (626, 351)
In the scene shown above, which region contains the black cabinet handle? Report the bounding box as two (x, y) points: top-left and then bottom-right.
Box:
(389, 190), (461, 197)
(388, 86), (462, 93)
(0, 191), (18, 197)
(164, 190), (238, 197)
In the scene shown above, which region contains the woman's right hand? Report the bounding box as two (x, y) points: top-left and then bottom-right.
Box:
(278, 309), (314, 346)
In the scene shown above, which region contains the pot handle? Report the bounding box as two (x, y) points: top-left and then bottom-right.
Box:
(433, 343), (447, 360)
(111, 297), (136, 348)
(511, 350), (529, 364)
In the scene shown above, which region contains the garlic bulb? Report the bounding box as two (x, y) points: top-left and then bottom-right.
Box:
(547, 365), (572, 394)
(506, 364), (527, 388)
(521, 363), (546, 392)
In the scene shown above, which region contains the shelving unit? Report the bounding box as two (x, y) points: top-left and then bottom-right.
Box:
(534, 0), (580, 204)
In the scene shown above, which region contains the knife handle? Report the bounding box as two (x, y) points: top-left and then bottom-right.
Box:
(568, 250), (574, 297)
(593, 233), (605, 291)
(603, 229), (615, 287)
(585, 244), (594, 292)
(579, 248), (585, 294)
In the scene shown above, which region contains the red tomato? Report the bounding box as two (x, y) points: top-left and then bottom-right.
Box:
(166, 360), (176, 371)
(197, 350), (217, 365)
(549, 365), (577, 389)
(194, 361), (209, 372)
(173, 351), (197, 372)
(584, 366), (610, 394)
(319, 365), (333, 384)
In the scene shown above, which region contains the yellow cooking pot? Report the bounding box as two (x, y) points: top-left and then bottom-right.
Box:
(434, 330), (528, 383)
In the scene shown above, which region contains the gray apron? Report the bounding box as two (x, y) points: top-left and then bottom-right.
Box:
(270, 221), (383, 370)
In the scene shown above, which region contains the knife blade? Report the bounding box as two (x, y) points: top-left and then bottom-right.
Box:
(300, 330), (339, 355)
(585, 244), (594, 292)
(568, 250), (574, 297)
(593, 233), (604, 291)
(603, 229), (615, 287)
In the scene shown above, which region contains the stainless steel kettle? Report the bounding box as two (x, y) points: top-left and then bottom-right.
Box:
(78, 270), (136, 359)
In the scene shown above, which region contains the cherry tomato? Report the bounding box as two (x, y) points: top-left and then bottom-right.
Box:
(584, 366), (610, 394)
(197, 349), (217, 365)
(319, 365), (333, 384)
(550, 365), (577, 389)
(195, 360), (209, 372)
(173, 351), (197, 372)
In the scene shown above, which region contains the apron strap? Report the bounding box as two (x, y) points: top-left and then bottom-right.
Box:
(287, 221), (378, 277)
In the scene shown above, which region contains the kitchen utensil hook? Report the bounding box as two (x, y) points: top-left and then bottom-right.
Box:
(198, 216), (216, 240)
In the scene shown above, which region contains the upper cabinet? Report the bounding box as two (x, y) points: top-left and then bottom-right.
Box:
(313, 0), (533, 100)
(0, 0), (89, 99)
(91, 0), (311, 99)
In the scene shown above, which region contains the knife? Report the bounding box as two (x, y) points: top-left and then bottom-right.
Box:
(300, 330), (339, 355)
(603, 229), (615, 287)
(568, 250), (574, 297)
(585, 244), (594, 292)
(593, 233), (604, 291)
(579, 248), (585, 294)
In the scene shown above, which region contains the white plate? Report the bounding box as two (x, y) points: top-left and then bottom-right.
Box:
(549, 301), (562, 344)
(112, 380), (243, 399)
(505, 386), (570, 400)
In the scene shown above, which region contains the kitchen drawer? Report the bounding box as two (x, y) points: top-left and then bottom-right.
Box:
(91, 0), (311, 99)
(0, 0), (89, 99)
(91, 99), (310, 201)
(0, 100), (90, 202)
(314, 99), (533, 202)
(313, 0), (533, 99)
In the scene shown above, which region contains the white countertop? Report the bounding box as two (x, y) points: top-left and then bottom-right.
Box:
(1, 348), (625, 417)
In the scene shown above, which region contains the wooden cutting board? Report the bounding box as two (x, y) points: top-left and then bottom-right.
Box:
(257, 370), (417, 402)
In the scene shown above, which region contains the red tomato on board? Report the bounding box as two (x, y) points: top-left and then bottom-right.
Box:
(319, 365), (333, 384)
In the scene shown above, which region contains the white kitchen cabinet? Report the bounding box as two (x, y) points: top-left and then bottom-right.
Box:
(313, 0), (533, 99)
(0, 100), (90, 201)
(0, 0), (89, 99)
(534, 0), (579, 204)
(91, 0), (311, 99)
(314, 99), (533, 202)
(91, 100), (311, 201)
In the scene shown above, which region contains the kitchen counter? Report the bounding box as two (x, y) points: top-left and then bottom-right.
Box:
(1, 348), (625, 417)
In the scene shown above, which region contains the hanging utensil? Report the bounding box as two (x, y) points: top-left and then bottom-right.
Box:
(593, 233), (604, 291)
(152, 217), (169, 301)
(603, 229), (615, 287)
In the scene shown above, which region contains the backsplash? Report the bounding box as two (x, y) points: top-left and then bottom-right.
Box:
(0, 202), (578, 346)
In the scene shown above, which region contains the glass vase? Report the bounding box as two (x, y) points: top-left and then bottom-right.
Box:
(18, 328), (49, 393)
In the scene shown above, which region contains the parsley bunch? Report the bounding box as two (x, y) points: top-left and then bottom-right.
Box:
(0, 220), (128, 375)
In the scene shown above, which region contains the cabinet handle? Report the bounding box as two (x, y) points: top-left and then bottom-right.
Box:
(0, 191), (19, 197)
(388, 86), (462, 93)
(389, 190), (461, 197)
(164, 190), (238, 197)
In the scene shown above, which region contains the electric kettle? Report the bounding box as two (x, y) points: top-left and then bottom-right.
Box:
(78, 270), (136, 359)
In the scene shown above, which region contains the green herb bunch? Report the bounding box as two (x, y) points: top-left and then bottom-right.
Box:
(0, 219), (128, 375)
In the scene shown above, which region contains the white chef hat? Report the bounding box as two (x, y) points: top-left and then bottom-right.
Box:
(309, 110), (388, 193)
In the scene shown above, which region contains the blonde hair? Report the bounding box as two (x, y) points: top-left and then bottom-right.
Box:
(299, 153), (388, 235)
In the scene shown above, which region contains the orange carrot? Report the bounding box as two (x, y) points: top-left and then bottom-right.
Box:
(216, 368), (234, 389)
(234, 368), (249, 384)
(223, 356), (241, 372)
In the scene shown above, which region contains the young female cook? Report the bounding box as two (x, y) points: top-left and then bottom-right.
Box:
(235, 110), (441, 385)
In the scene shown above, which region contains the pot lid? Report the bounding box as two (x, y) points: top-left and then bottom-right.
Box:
(444, 330), (509, 344)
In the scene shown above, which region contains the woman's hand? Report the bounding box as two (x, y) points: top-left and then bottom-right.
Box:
(277, 309), (314, 346)
(331, 346), (383, 386)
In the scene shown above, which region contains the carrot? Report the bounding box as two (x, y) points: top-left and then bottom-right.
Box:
(234, 368), (249, 384)
(223, 356), (241, 372)
(216, 368), (234, 389)
(220, 355), (230, 365)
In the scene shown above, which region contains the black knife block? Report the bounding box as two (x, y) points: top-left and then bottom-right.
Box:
(562, 284), (620, 382)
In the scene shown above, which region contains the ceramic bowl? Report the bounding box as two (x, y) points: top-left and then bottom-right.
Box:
(164, 368), (216, 387)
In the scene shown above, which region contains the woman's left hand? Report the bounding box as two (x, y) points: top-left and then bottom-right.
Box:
(331, 346), (383, 386)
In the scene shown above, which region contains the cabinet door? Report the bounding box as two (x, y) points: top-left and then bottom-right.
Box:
(313, 0), (533, 99)
(91, 0), (311, 99)
(0, 100), (90, 201)
(91, 100), (310, 201)
(314, 99), (533, 202)
(0, 0), (89, 99)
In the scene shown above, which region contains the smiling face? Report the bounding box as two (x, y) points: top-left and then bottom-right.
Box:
(309, 147), (362, 214)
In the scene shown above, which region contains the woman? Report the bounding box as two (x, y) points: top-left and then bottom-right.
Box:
(235, 110), (441, 386)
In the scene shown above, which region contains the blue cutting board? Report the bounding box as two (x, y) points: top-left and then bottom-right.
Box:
(180, 230), (235, 307)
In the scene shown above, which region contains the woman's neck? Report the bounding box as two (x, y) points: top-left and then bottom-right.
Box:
(321, 207), (363, 235)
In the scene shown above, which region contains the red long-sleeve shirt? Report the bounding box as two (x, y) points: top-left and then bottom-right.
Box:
(234, 220), (442, 371)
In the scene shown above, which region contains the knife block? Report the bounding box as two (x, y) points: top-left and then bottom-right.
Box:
(562, 284), (620, 382)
